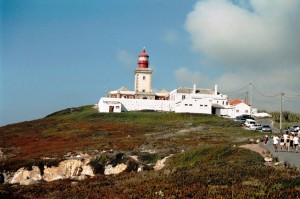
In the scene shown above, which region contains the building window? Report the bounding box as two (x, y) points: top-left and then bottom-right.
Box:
(204, 105), (208, 107)
(189, 104), (192, 106)
(236, 110), (239, 113)
(245, 110), (249, 113)
(182, 95), (186, 100)
(200, 105), (203, 107)
(116, 106), (120, 109)
(185, 104), (188, 106)
(142, 89), (145, 92)
(143, 76), (146, 80)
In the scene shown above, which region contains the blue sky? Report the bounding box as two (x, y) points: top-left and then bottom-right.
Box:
(1, 0), (300, 126)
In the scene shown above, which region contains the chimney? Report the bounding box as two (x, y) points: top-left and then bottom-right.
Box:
(214, 85), (218, 95)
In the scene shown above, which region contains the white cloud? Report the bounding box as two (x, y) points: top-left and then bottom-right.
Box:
(116, 49), (135, 69)
(185, 0), (300, 71)
(184, 0), (300, 112)
(174, 67), (211, 87)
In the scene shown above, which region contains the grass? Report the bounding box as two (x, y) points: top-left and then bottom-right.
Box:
(1, 106), (300, 198)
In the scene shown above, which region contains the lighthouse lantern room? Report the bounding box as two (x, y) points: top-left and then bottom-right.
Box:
(134, 48), (153, 99)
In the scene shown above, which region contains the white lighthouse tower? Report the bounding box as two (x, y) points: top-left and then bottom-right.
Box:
(134, 48), (154, 99)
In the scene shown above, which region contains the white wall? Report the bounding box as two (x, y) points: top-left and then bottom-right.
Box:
(233, 103), (251, 117)
(175, 99), (212, 114)
(98, 98), (122, 113)
(217, 108), (235, 118)
(98, 97), (174, 113)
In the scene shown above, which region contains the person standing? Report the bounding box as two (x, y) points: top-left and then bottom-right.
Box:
(293, 135), (299, 153)
(283, 131), (289, 151)
(263, 134), (269, 145)
(280, 135), (285, 151)
(288, 133), (294, 152)
(272, 134), (280, 152)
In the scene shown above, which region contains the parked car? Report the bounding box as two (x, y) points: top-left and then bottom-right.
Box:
(250, 123), (262, 130)
(244, 119), (256, 128)
(234, 117), (246, 124)
(262, 125), (272, 133)
(233, 115), (255, 124)
(288, 125), (299, 132)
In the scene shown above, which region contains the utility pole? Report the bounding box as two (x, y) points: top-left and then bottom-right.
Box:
(280, 92), (284, 132)
(249, 83), (253, 116)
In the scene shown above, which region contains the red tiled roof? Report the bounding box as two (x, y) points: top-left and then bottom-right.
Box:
(229, 99), (251, 106)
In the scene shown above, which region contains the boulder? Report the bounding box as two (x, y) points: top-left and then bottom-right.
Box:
(43, 159), (83, 182)
(104, 163), (127, 175)
(10, 166), (42, 184)
(264, 157), (273, 162)
(154, 155), (173, 171)
(81, 165), (95, 177)
(72, 175), (87, 181)
(20, 178), (39, 186)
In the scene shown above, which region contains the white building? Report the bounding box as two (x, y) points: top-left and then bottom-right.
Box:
(98, 48), (250, 118)
(229, 99), (257, 117)
(169, 85), (234, 116)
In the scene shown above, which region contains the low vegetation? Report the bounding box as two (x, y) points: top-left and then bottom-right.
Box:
(1, 106), (300, 198)
(271, 111), (300, 129)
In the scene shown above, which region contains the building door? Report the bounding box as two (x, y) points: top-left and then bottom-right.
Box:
(212, 107), (216, 115)
(109, 106), (114, 113)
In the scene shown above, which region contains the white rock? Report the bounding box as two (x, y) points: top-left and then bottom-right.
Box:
(274, 161), (284, 166)
(20, 178), (39, 186)
(154, 154), (173, 171)
(130, 155), (139, 162)
(72, 175), (87, 181)
(43, 159), (83, 182)
(10, 166), (42, 184)
(81, 165), (95, 177)
(264, 157), (273, 162)
(104, 163), (127, 175)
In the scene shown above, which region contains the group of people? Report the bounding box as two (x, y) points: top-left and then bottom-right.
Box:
(264, 130), (300, 153)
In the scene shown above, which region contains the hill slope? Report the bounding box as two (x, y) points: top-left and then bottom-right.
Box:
(1, 106), (300, 198)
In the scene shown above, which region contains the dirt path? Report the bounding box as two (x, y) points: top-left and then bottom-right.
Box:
(240, 143), (270, 158)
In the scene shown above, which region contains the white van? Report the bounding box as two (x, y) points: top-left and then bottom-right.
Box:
(244, 119), (256, 128)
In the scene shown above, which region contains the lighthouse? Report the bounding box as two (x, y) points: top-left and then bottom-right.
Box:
(137, 48), (149, 68)
(134, 48), (154, 99)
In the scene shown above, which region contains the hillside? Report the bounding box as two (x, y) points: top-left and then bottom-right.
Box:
(1, 106), (300, 198)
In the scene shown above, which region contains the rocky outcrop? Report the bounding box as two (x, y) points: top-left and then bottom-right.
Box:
(10, 158), (95, 185)
(10, 166), (42, 185)
(104, 163), (128, 175)
(43, 159), (85, 182)
(154, 154), (173, 171)
(104, 153), (152, 175)
(7, 151), (162, 185)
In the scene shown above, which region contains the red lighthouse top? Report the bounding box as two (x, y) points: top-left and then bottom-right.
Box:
(138, 48), (149, 68)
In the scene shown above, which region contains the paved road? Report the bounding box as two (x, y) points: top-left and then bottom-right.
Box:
(260, 141), (300, 168)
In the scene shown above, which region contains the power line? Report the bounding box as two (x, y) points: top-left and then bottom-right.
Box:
(284, 93), (300, 99)
(251, 84), (281, 98)
(222, 83), (250, 94)
(222, 83), (300, 100)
